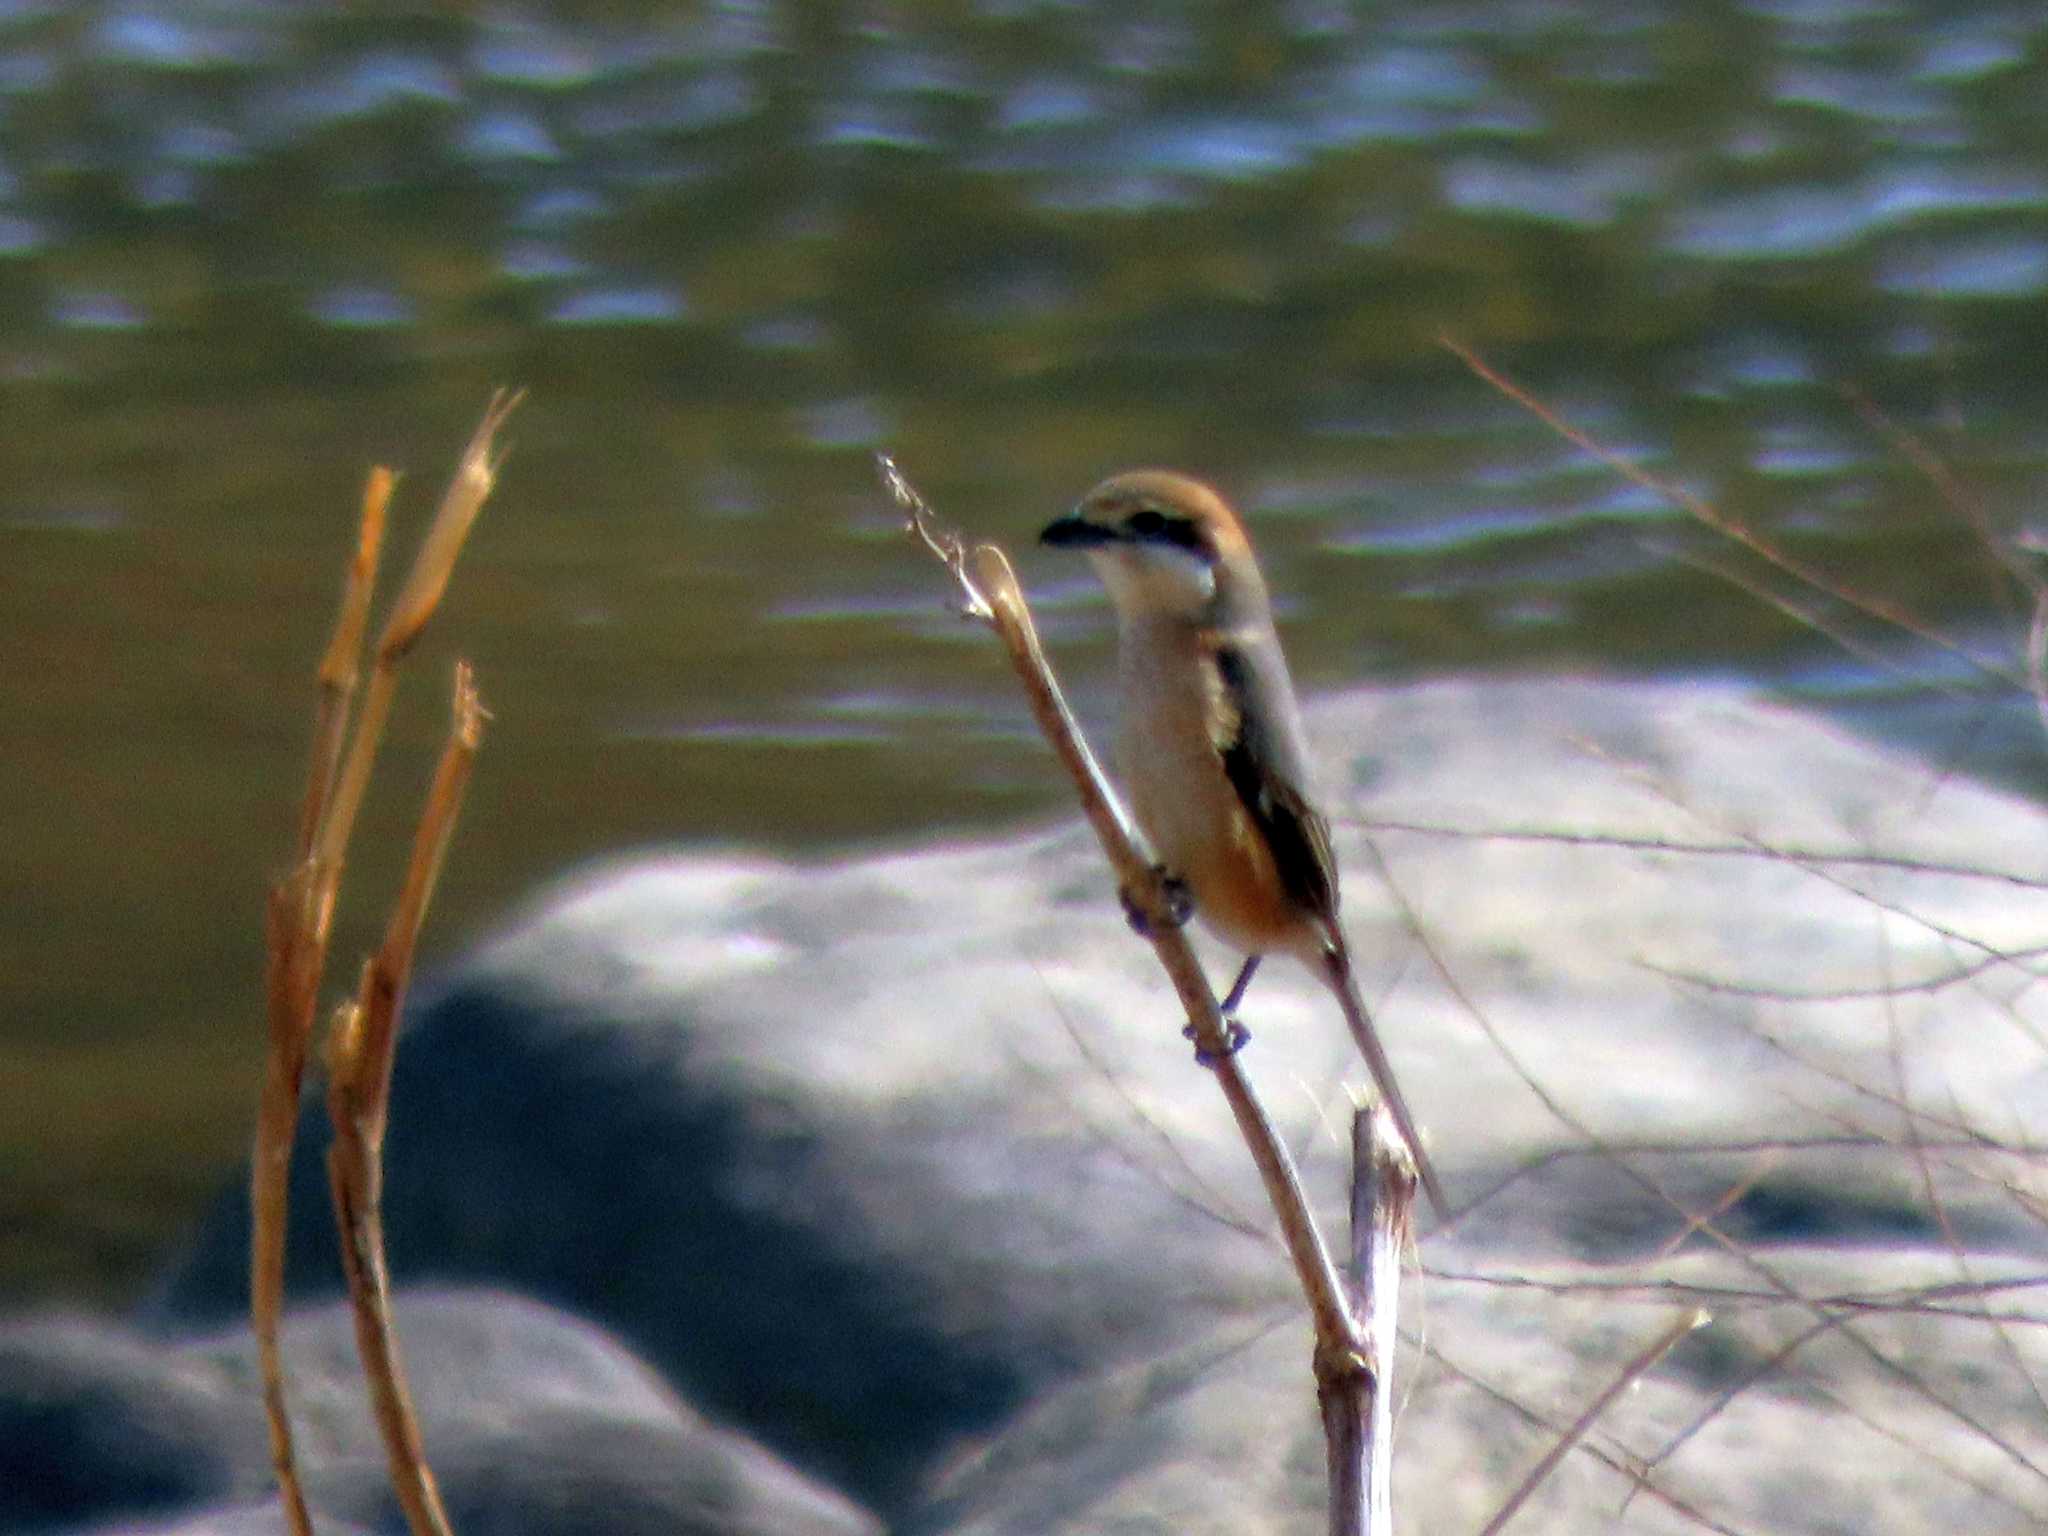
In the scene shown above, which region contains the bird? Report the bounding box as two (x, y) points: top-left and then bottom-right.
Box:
(1040, 469), (1448, 1218)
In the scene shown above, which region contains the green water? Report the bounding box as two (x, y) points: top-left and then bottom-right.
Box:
(4, 1), (2046, 1302)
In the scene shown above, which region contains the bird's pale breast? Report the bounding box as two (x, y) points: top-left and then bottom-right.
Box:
(1115, 619), (1319, 960)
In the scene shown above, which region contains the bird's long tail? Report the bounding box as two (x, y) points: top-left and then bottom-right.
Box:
(1321, 944), (1450, 1220)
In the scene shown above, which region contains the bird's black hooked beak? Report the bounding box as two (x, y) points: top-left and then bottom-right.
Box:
(1039, 512), (1118, 549)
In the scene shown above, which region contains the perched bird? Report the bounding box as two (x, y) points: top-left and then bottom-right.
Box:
(1041, 470), (1448, 1218)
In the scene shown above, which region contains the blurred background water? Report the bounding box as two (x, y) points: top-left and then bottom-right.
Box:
(3, 0), (2046, 1306)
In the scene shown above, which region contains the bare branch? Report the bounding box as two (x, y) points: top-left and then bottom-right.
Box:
(1357, 815), (2048, 891)
(1439, 333), (2024, 692)
(1324, 1109), (1415, 1536)
(1476, 1309), (1708, 1536)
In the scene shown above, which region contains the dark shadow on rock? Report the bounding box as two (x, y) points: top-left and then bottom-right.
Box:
(63, 1502), (374, 1536)
(393, 1405), (880, 1536)
(5, 1288), (878, 1536)
(145, 980), (1026, 1511)
(0, 1313), (261, 1533)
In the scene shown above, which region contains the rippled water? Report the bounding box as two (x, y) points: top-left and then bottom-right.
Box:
(4, 2), (2047, 1300)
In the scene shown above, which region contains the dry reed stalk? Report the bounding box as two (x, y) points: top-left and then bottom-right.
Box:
(882, 455), (1380, 1528)
(299, 468), (395, 857)
(313, 390), (522, 883)
(251, 394), (519, 1534)
(253, 466), (393, 1536)
(324, 662), (486, 1536)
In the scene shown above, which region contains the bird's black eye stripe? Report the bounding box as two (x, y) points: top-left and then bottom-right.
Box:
(1124, 507), (1215, 561)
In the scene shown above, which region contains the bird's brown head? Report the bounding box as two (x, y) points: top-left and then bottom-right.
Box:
(1040, 470), (1260, 621)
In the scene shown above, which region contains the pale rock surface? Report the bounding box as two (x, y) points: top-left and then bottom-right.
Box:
(121, 677), (2048, 1531)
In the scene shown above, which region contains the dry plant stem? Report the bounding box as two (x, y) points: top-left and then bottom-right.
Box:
(882, 454), (1364, 1377)
(1475, 1308), (1708, 1536)
(299, 469), (395, 856)
(253, 465), (395, 1536)
(251, 396), (517, 1535)
(325, 662), (486, 1536)
(379, 390), (524, 666)
(253, 864), (323, 1536)
(1326, 1109), (1414, 1536)
(315, 387), (522, 882)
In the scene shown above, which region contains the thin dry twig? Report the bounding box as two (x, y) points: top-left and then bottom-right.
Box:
(1477, 1308), (1709, 1536)
(1426, 1345), (1755, 1536)
(1366, 810), (2048, 1500)
(1566, 730), (2038, 978)
(1625, 1316), (1837, 1509)
(1423, 1263), (2048, 1320)
(1640, 943), (2048, 1005)
(1661, 538), (1959, 695)
(1662, 1175), (2048, 1492)
(1843, 385), (2039, 610)
(1438, 333), (2024, 693)
(1359, 815), (2048, 891)
(1885, 952), (2048, 1428)
(1035, 984), (1269, 1241)
(1630, 1297), (2044, 1526)
(1647, 1158), (1784, 1265)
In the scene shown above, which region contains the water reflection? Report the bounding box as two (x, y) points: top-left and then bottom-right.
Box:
(3, 0), (2047, 1303)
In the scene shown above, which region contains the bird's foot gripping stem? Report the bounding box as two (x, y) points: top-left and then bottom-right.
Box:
(1119, 869), (1193, 938)
(1183, 1017), (1250, 1067)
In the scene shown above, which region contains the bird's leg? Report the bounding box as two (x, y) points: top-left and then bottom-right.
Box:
(1184, 954), (1258, 1065)
(1119, 867), (1193, 937)
(1220, 955), (1261, 1016)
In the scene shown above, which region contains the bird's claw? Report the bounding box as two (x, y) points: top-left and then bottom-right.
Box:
(1120, 870), (1193, 937)
(1184, 1017), (1251, 1066)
